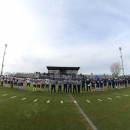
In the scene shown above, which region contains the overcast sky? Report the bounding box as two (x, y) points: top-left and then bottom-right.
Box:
(0, 0), (130, 75)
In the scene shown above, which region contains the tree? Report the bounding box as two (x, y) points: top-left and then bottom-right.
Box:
(110, 62), (121, 77)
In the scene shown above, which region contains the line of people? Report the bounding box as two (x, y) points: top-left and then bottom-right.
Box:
(0, 75), (130, 93)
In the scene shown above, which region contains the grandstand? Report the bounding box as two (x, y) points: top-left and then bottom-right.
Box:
(15, 73), (39, 78)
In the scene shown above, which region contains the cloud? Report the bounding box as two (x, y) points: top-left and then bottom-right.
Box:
(0, 0), (130, 75)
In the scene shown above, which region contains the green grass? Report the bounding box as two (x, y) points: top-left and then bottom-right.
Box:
(0, 82), (130, 130)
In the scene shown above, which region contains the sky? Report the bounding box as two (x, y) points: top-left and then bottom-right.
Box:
(0, 0), (130, 75)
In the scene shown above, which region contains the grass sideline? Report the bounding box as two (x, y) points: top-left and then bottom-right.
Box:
(0, 83), (130, 130)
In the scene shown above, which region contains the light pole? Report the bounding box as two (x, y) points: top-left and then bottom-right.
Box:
(119, 47), (124, 76)
(1, 44), (7, 76)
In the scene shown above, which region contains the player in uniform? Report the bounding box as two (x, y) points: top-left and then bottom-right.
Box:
(91, 79), (95, 92)
(10, 76), (13, 88)
(33, 79), (37, 91)
(100, 79), (103, 91)
(7, 76), (10, 88)
(41, 79), (45, 92)
(112, 78), (116, 90)
(26, 77), (31, 91)
(104, 78), (107, 91)
(20, 77), (24, 90)
(108, 79), (111, 90)
(37, 79), (41, 92)
(45, 79), (50, 92)
(96, 78), (100, 91)
(73, 79), (77, 93)
(14, 77), (18, 88)
(51, 78), (56, 93)
(81, 78), (86, 92)
(77, 80), (81, 93)
(4, 75), (7, 87)
(68, 79), (73, 93)
(57, 79), (63, 93)
(128, 77), (130, 87)
(1, 75), (4, 87)
(86, 77), (91, 92)
(63, 78), (68, 93)
(18, 77), (21, 89)
(124, 78), (127, 88)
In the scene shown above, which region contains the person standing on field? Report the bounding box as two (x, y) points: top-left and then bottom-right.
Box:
(73, 79), (77, 93)
(81, 78), (86, 92)
(104, 78), (107, 91)
(91, 79), (95, 92)
(10, 76), (13, 88)
(57, 79), (63, 93)
(41, 79), (45, 92)
(51, 78), (56, 93)
(14, 77), (18, 88)
(108, 79), (112, 90)
(26, 77), (32, 91)
(37, 78), (41, 92)
(86, 77), (91, 92)
(96, 78), (100, 91)
(45, 79), (50, 92)
(33, 79), (37, 91)
(20, 77), (24, 90)
(1, 75), (4, 87)
(112, 78), (116, 90)
(63, 78), (68, 93)
(77, 79), (81, 93)
(128, 77), (130, 87)
(68, 78), (73, 93)
(100, 78), (103, 91)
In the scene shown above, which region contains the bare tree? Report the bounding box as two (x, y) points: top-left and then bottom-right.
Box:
(110, 62), (121, 77)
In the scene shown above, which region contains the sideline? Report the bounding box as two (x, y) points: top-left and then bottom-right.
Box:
(69, 93), (97, 130)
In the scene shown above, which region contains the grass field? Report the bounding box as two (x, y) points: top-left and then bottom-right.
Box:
(0, 83), (130, 130)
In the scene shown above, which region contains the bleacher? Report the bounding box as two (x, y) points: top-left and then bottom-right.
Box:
(15, 73), (39, 78)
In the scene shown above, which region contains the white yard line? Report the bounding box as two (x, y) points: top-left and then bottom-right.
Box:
(108, 97), (112, 100)
(86, 100), (90, 103)
(22, 98), (26, 100)
(69, 93), (97, 130)
(97, 99), (102, 101)
(47, 100), (50, 103)
(3, 94), (7, 96)
(116, 96), (121, 98)
(34, 99), (37, 102)
(0, 92), (32, 101)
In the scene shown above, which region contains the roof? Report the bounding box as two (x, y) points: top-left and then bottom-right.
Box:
(46, 66), (80, 71)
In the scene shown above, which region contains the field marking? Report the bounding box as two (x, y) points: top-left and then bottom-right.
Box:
(22, 98), (26, 100)
(69, 93), (97, 130)
(61, 101), (63, 104)
(108, 97), (112, 100)
(90, 103), (130, 120)
(86, 100), (90, 103)
(34, 99), (37, 102)
(0, 92), (32, 101)
(0, 100), (82, 122)
(116, 96), (121, 98)
(47, 100), (50, 103)
(11, 96), (16, 98)
(74, 101), (77, 104)
(3, 94), (7, 96)
(97, 99), (102, 101)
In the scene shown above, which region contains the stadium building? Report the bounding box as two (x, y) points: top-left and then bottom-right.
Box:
(46, 66), (80, 75)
